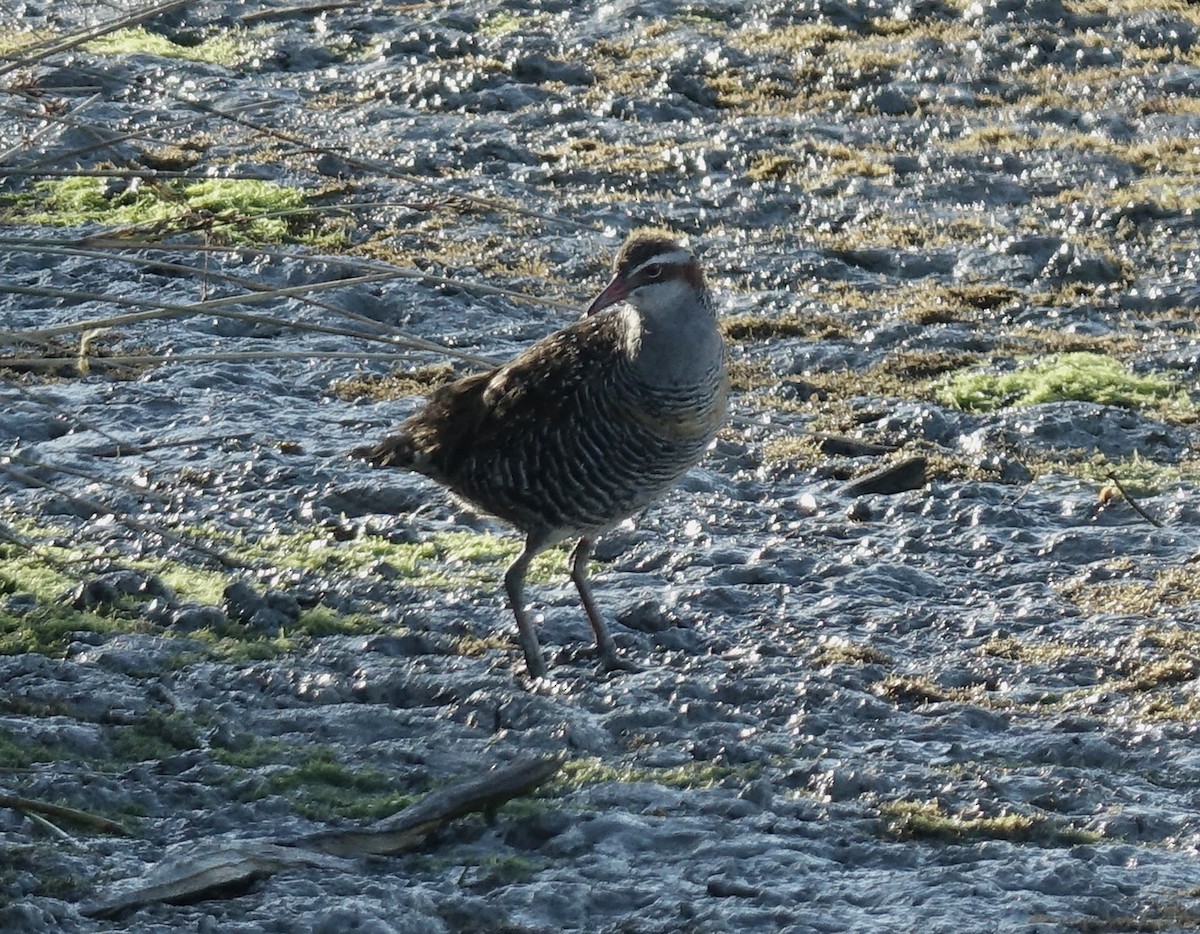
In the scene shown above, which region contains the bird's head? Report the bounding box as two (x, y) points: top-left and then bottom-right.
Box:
(584, 229), (708, 320)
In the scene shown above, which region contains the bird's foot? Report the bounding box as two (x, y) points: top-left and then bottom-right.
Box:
(596, 650), (644, 676)
(523, 654), (549, 680)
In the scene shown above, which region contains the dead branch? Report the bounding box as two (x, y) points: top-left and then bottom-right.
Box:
(83, 754), (563, 919)
(0, 793), (131, 836)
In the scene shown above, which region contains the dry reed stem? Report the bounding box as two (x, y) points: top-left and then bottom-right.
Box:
(1, 350), (433, 369)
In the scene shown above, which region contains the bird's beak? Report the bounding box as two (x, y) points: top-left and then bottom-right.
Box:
(583, 274), (628, 317)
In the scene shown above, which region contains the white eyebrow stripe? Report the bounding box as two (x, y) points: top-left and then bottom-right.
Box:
(626, 249), (692, 278)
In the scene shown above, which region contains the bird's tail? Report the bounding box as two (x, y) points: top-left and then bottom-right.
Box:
(349, 431), (417, 469)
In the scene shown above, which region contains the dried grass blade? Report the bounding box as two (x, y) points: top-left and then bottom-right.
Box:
(2, 350), (425, 369)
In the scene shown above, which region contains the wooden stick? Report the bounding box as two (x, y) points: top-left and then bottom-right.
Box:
(300, 755), (564, 857)
(0, 794), (131, 836)
(84, 754), (563, 919)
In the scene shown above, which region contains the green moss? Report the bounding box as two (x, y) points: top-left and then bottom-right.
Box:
(407, 851), (548, 887)
(0, 28), (52, 56)
(227, 527), (567, 588)
(6, 176), (310, 244)
(293, 607), (377, 638)
(1069, 451), (1200, 497)
(83, 25), (258, 67)
(0, 732), (65, 768)
(557, 756), (757, 791)
(0, 850), (89, 909)
(470, 854), (543, 884)
(936, 352), (1193, 418)
(0, 541), (148, 656)
(881, 799), (1098, 845)
(105, 711), (202, 763)
(264, 749), (416, 820)
(145, 563), (227, 607)
(0, 515), (574, 660)
(213, 737), (290, 770)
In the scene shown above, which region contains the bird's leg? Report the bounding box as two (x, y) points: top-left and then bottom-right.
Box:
(570, 537), (641, 673)
(505, 539), (547, 679)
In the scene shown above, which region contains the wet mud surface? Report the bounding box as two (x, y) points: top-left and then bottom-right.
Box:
(2, 0), (1200, 931)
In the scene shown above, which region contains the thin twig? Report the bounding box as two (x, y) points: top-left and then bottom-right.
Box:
(82, 432), (254, 459)
(1106, 471), (1164, 528)
(25, 811), (82, 846)
(0, 99), (265, 173)
(239, 1), (429, 23)
(0, 350), (448, 369)
(0, 93), (103, 165)
(0, 271), (397, 337)
(0, 280), (501, 368)
(0, 166), (293, 181)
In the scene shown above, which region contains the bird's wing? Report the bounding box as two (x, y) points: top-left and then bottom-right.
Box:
(402, 314), (623, 472)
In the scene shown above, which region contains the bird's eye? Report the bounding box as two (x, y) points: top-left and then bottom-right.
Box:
(645, 264), (663, 279)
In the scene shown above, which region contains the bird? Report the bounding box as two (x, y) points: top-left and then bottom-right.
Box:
(352, 228), (728, 678)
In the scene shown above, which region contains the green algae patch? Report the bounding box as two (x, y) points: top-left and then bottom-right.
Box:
(0, 542), (146, 656)
(262, 749), (416, 821)
(0, 731), (67, 768)
(1068, 451), (1200, 498)
(0, 515), (570, 660)
(0, 604), (144, 657)
(880, 799), (1098, 846)
(557, 756), (758, 792)
(83, 25), (258, 67)
(106, 711), (202, 764)
(7, 176), (310, 245)
(0, 28), (52, 56)
(232, 527), (568, 588)
(216, 740), (417, 820)
(936, 352), (1193, 418)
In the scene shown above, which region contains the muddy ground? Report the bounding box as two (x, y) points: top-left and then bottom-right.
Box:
(2, 0), (1200, 931)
